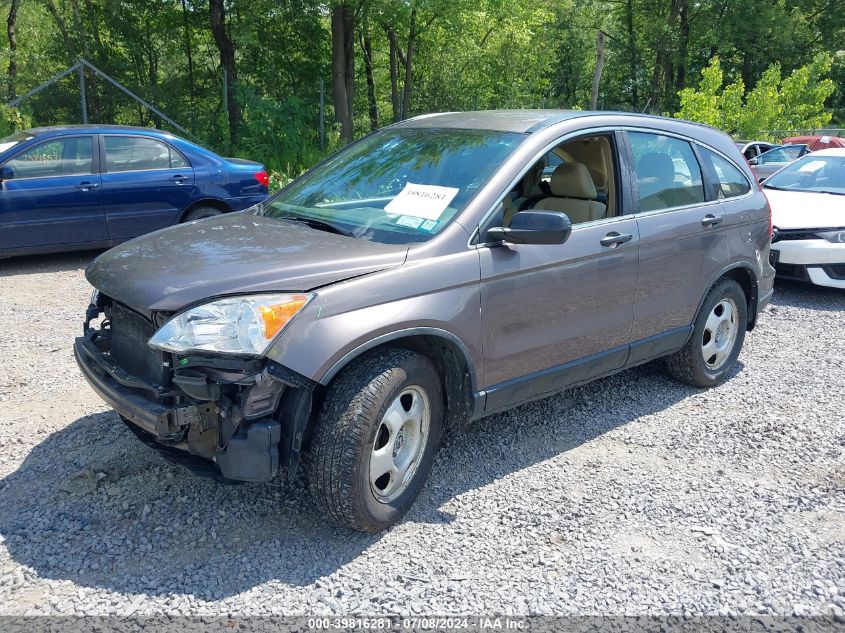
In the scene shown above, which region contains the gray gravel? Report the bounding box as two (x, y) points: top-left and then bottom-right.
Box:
(0, 251), (843, 617)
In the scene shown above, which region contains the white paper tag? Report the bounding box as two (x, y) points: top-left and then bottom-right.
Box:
(384, 183), (459, 221)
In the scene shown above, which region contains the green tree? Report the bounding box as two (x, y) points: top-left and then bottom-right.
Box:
(677, 54), (835, 140)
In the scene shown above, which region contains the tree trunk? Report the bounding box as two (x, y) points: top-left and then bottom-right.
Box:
(360, 20), (378, 132)
(209, 0), (240, 145)
(626, 0), (638, 110)
(6, 0), (19, 101)
(400, 7), (417, 120)
(343, 5), (354, 129)
(674, 0), (689, 94)
(741, 50), (753, 89)
(662, 0), (680, 111)
(331, 2), (355, 142)
(387, 27), (401, 123)
(45, 0), (74, 58)
(69, 0), (90, 59)
(590, 30), (605, 110)
(181, 0), (195, 101)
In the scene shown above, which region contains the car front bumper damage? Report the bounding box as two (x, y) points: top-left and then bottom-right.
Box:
(74, 308), (315, 483)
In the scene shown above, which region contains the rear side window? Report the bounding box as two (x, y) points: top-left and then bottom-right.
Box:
(629, 132), (705, 212)
(104, 136), (187, 172)
(5, 136), (93, 179)
(700, 148), (751, 199)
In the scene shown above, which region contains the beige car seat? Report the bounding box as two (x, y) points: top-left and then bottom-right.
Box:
(531, 163), (606, 224)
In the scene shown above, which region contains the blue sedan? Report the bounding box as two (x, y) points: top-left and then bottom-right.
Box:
(0, 125), (269, 258)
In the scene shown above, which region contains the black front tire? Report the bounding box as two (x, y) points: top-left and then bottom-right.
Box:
(666, 278), (748, 388)
(305, 348), (443, 532)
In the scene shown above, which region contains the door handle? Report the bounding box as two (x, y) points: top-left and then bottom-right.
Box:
(701, 214), (723, 227)
(169, 175), (186, 183)
(600, 232), (633, 248)
(76, 182), (99, 191)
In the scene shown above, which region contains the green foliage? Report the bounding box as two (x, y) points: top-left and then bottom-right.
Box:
(0, 0), (842, 171)
(0, 105), (32, 137)
(677, 54), (835, 140)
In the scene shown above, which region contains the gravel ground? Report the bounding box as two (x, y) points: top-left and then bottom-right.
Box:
(0, 250), (843, 618)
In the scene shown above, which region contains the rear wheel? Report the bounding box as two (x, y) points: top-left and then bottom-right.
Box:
(305, 348), (443, 532)
(182, 206), (222, 222)
(666, 278), (748, 388)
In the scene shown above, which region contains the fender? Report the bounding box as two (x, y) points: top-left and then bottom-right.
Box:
(318, 326), (478, 393)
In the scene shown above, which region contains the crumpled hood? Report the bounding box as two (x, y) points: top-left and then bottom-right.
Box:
(86, 212), (408, 311)
(765, 188), (845, 230)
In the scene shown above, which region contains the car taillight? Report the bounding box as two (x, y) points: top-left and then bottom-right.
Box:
(254, 169), (269, 188)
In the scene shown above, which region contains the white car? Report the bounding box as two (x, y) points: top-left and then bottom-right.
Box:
(765, 148), (845, 289)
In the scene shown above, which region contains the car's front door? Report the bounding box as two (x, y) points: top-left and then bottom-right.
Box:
(99, 134), (196, 240)
(478, 132), (639, 413)
(0, 135), (105, 252)
(625, 131), (729, 363)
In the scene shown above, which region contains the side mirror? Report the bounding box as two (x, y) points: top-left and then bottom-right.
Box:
(0, 165), (13, 181)
(747, 157), (759, 166)
(487, 211), (572, 245)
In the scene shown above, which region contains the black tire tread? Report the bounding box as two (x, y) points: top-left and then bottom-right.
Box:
(666, 278), (747, 388)
(305, 347), (432, 532)
(182, 206), (222, 222)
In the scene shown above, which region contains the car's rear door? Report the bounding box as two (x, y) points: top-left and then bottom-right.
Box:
(625, 130), (729, 362)
(0, 134), (105, 251)
(99, 134), (195, 240)
(478, 131), (639, 413)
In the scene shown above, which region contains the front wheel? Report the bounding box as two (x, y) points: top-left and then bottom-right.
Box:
(666, 278), (748, 388)
(305, 348), (443, 532)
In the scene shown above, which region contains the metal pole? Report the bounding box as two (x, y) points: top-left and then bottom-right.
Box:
(78, 63), (88, 124)
(7, 62), (80, 108)
(319, 78), (325, 151)
(79, 59), (195, 139)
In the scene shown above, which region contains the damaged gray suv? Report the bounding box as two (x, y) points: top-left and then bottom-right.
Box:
(76, 110), (775, 532)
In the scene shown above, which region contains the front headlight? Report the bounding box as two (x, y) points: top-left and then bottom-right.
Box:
(148, 293), (313, 355)
(816, 230), (845, 243)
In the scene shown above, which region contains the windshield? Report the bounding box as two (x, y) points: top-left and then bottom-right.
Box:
(264, 128), (525, 244)
(763, 154), (845, 195)
(0, 131), (33, 155)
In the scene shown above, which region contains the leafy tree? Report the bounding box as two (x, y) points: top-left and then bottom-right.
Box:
(677, 54), (835, 140)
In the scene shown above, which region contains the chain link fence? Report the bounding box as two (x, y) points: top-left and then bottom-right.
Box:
(2, 59), (195, 141)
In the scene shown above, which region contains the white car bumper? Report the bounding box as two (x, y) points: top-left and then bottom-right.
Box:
(771, 239), (845, 288)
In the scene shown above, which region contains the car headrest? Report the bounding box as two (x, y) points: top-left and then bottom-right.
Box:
(549, 162), (597, 200)
(637, 152), (675, 185)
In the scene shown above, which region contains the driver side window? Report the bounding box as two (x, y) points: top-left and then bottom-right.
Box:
(5, 136), (93, 180)
(503, 133), (618, 227)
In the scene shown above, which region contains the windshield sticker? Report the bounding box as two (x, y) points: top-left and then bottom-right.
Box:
(384, 182), (459, 221)
(395, 215), (424, 229)
(420, 219), (438, 232)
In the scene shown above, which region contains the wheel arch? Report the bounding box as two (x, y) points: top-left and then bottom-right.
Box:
(319, 328), (479, 431)
(179, 198), (232, 222)
(702, 262), (760, 331)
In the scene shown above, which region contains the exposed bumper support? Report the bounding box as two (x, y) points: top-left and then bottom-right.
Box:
(74, 335), (283, 482)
